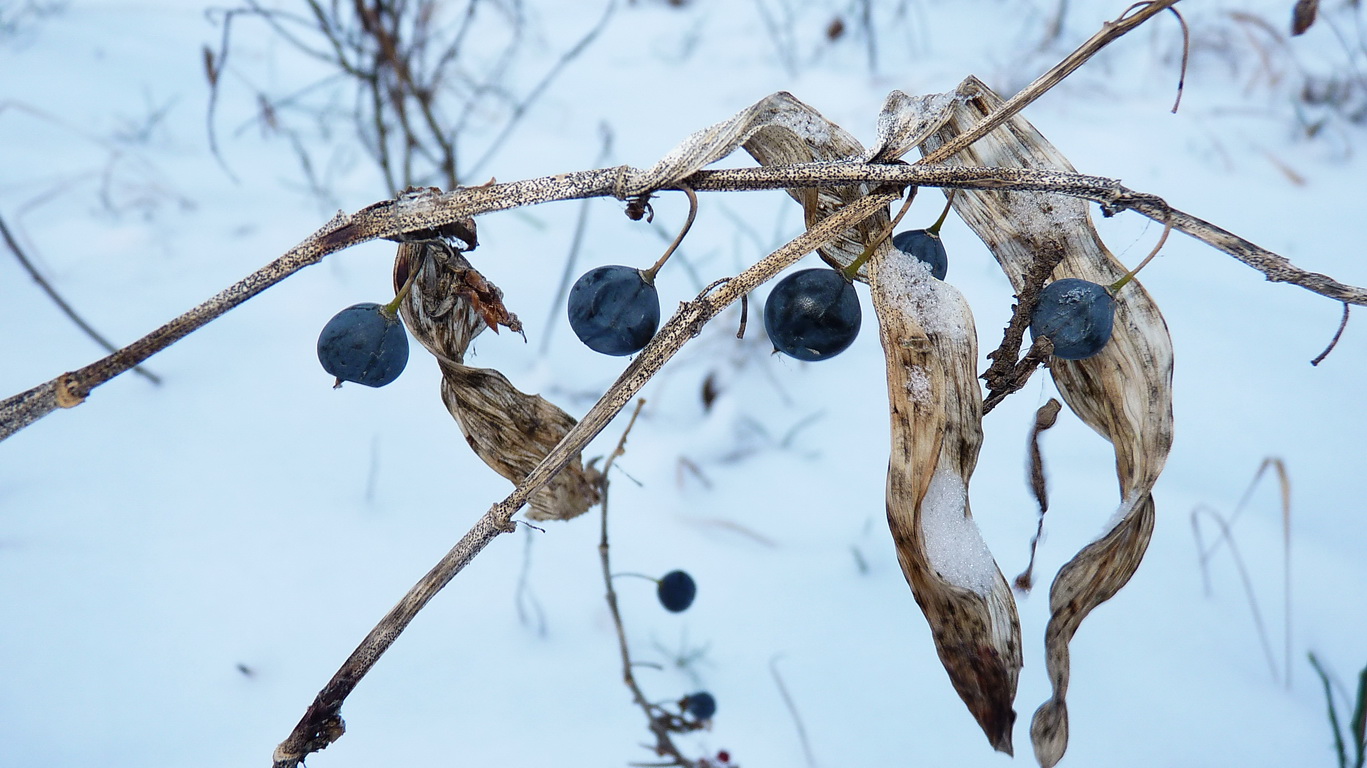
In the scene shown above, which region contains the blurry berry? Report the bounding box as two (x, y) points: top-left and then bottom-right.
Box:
(683, 691), (717, 720)
(891, 229), (948, 280)
(567, 265), (660, 356)
(763, 268), (861, 362)
(657, 570), (697, 613)
(317, 302), (409, 387)
(1029, 278), (1116, 360)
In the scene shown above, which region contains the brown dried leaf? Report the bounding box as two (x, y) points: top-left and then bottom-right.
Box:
(396, 241), (599, 521)
(919, 77), (1174, 768)
(870, 243), (1022, 755)
(1292, 0), (1319, 35)
(437, 362), (600, 522)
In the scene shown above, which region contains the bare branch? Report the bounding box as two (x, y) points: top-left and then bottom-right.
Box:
(270, 192), (898, 768)
(0, 212), (161, 384)
(5, 158), (1363, 442)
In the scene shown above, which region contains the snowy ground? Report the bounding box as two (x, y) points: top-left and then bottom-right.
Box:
(2, 2), (1365, 767)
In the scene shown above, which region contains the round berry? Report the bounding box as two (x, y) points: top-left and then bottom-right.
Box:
(763, 268), (861, 362)
(656, 570), (696, 613)
(317, 302), (409, 387)
(1029, 278), (1116, 360)
(891, 229), (948, 280)
(683, 691), (717, 721)
(567, 265), (660, 356)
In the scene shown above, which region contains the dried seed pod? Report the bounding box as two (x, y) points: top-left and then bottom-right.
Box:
(395, 241), (600, 521)
(918, 77), (1175, 768)
(870, 242), (1022, 755)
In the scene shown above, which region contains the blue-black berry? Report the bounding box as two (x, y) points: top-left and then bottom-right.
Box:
(891, 230), (948, 280)
(567, 265), (661, 356)
(657, 570), (697, 613)
(763, 268), (861, 362)
(1029, 278), (1116, 360)
(317, 302), (409, 387)
(683, 691), (717, 721)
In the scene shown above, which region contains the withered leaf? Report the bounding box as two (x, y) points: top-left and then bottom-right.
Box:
(1292, 0), (1320, 35)
(871, 242), (1022, 755)
(396, 241), (598, 521)
(918, 77), (1175, 768)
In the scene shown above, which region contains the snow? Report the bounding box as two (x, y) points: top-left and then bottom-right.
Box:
(2, 2), (1366, 768)
(873, 249), (971, 341)
(904, 364), (930, 404)
(921, 463), (999, 596)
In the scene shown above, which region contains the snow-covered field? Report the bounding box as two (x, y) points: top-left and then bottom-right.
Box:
(3, 2), (1365, 767)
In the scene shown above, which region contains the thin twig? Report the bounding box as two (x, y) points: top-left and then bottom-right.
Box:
(1190, 504), (1282, 685)
(1311, 303), (1351, 366)
(770, 656), (817, 768)
(466, 0), (618, 178)
(1163, 4), (1190, 113)
(599, 400), (700, 767)
(540, 124), (614, 355)
(0, 212), (161, 385)
(917, 0), (1181, 166)
(643, 186), (698, 282)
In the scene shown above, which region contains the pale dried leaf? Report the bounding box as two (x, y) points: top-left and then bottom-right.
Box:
(625, 91), (891, 274)
(396, 242), (599, 521)
(919, 77), (1174, 768)
(871, 244), (1022, 754)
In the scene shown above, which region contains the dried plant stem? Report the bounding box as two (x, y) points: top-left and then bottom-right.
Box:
(4, 160), (1363, 443)
(598, 400), (701, 767)
(0, 213), (161, 385)
(270, 192), (896, 768)
(1311, 303), (1351, 366)
(918, 0), (1181, 167)
(770, 656), (817, 768)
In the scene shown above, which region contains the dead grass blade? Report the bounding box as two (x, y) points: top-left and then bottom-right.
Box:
(871, 240), (1022, 754)
(1191, 457), (1293, 687)
(919, 77), (1175, 768)
(1017, 398), (1063, 592)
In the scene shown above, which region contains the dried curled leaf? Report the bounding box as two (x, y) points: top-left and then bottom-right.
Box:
(1292, 0), (1320, 35)
(395, 241), (599, 521)
(625, 91), (905, 273)
(871, 245), (1022, 755)
(918, 77), (1174, 767)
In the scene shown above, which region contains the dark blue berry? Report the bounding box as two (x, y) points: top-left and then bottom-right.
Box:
(657, 570), (696, 613)
(1029, 278), (1116, 360)
(891, 229), (948, 280)
(683, 692), (716, 721)
(317, 302), (409, 387)
(567, 265), (660, 356)
(763, 268), (861, 362)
